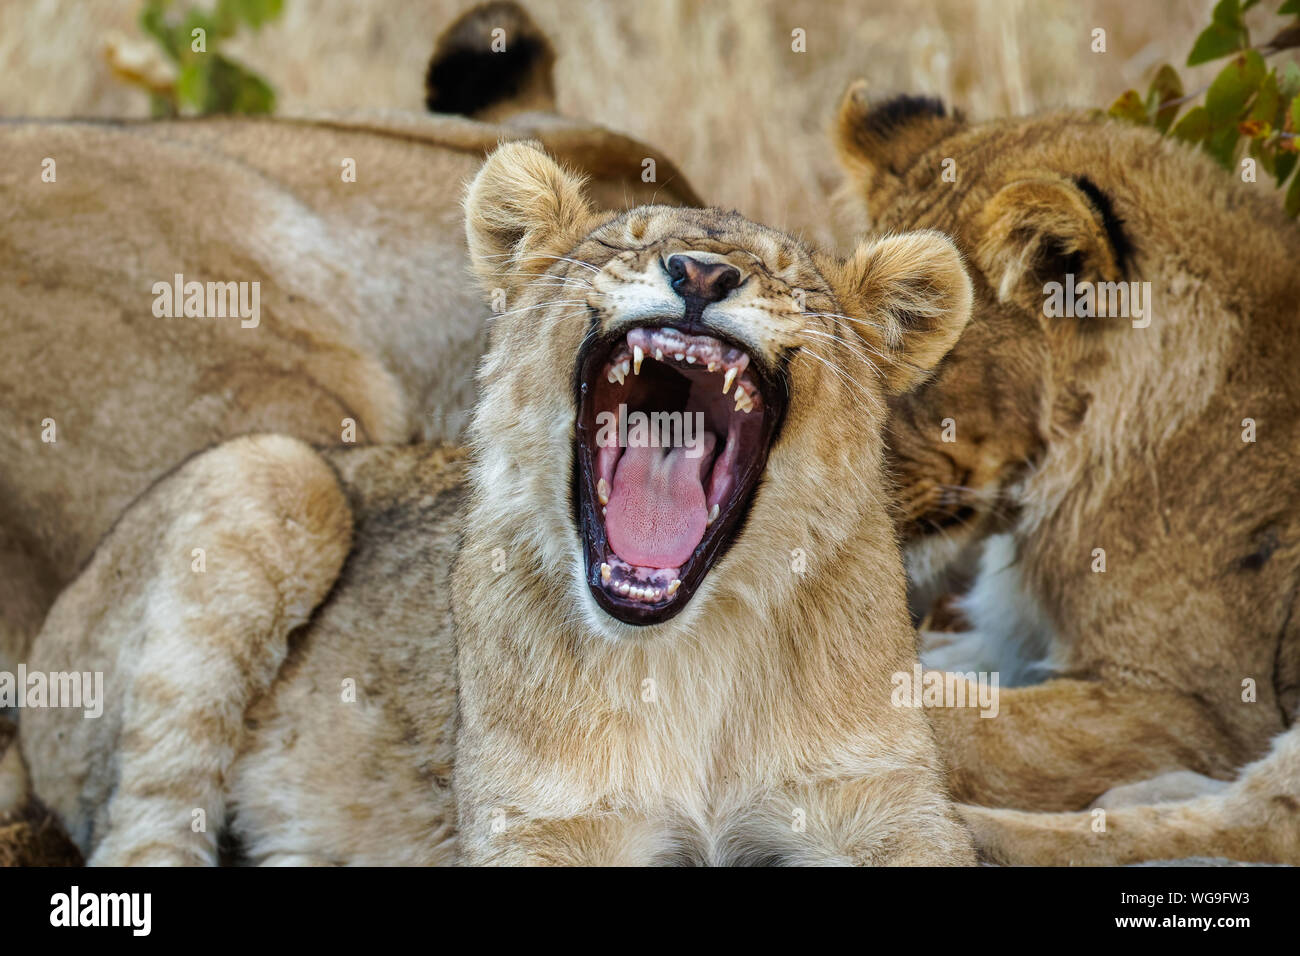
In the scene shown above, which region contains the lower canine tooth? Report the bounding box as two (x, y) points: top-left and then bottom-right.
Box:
(707, 503), (719, 526)
(597, 477), (610, 505)
(601, 563), (612, 583)
(633, 346), (644, 374)
(722, 367), (737, 394)
(666, 579), (681, 596)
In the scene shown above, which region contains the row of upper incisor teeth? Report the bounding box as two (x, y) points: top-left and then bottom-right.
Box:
(606, 350), (732, 388)
(606, 352), (755, 412)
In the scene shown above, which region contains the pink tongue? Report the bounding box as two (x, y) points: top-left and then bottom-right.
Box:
(606, 435), (715, 568)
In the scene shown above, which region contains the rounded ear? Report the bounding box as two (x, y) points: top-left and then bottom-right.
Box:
(426, 1), (556, 121)
(834, 81), (966, 198)
(832, 230), (973, 394)
(973, 174), (1128, 318)
(463, 141), (597, 297)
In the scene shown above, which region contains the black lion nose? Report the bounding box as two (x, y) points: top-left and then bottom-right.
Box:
(666, 255), (742, 303)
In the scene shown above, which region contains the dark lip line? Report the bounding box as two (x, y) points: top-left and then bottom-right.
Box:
(571, 319), (787, 626)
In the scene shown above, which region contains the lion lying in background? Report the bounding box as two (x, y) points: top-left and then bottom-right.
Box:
(0, 0), (698, 679)
(834, 84), (1300, 864)
(20, 142), (975, 865)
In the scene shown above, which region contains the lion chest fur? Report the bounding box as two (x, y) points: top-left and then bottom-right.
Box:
(449, 448), (956, 864)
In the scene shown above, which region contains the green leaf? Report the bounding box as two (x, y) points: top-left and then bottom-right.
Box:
(1109, 89), (1150, 124)
(1249, 70), (1281, 124)
(1249, 135), (1277, 175)
(1148, 64), (1185, 132)
(1188, 0), (1251, 64)
(1285, 163), (1300, 216)
(1279, 0), (1299, 15)
(1281, 62), (1300, 101)
(1276, 150), (1298, 188)
(212, 0), (244, 38)
(175, 61), (209, 111)
(233, 71), (276, 114)
(229, 0), (284, 29)
(1291, 93), (1300, 129)
(1171, 104), (1212, 142)
(1205, 124), (1241, 168)
(1212, 0), (1245, 27)
(1206, 50), (1267, 125)
(203, 54), (276, 114)
(181, 9), (217, 54)
(139, 0), (181, 61)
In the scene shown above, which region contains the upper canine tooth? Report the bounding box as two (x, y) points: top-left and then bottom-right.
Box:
(722, 367), (737, 394)
(597, 477), (610, 505)
(707, 503), (719, 526)
(633, 345), (644, 375)
(601, 562), (612, 583)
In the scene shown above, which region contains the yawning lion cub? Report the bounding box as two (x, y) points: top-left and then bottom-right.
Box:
(23, 142), (974, 865)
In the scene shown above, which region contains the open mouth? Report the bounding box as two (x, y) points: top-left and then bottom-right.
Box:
(575, 324), (784, 625)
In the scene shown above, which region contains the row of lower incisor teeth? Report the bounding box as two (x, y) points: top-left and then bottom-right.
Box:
(600, 562), (682, 601)
(621, 581), (660, 601)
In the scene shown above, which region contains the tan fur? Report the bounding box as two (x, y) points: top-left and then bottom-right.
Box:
(959, 729), (1300, 865)
(453, 143), (974, 865)
(0, 16), (699, 676)
(23, 142), (974, 865)
(836, 90), (1300, 863)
